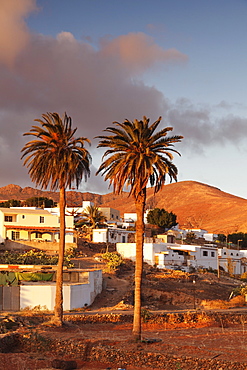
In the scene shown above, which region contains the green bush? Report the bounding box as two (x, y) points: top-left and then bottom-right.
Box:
(102, 252), (124, 271)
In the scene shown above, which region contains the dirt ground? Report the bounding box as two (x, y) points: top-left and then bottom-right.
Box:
(1, 243), (247, 369)
(2, 318), (247, 369)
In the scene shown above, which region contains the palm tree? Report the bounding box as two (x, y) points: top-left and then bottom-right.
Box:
(77, 205), (106, 240)
(21, 112), (91, 326)
(96, 116), (183, 340)
(81, 205), (107, 229)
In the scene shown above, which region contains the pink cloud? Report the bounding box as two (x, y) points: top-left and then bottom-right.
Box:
(0, 0), (37, 67)
(100, 32), (188, 73)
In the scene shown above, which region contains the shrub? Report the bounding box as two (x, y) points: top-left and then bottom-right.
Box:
(102, 252), (124, 271)
(0, 250), (73, 267)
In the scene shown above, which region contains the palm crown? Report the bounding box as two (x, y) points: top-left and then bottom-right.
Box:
(96, 116), (183, 199)
(21, 112), (91, 190)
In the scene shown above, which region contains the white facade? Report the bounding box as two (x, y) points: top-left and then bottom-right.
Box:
(20, 269), (102, 310)
(124, 210), (150, 224)
(0, 207), (74, 244)
(204, 233), (218, 242)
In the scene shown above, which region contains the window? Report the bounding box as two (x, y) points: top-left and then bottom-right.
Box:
(36, 232), (42, 238)
(203, 251), (208, 256)
(211, 252), (215, 257)
(4, 215), (13, 222)
(122, 235), (126, 243)
(40, 216), (44, 223)
(11, 231), (20, 240)
(22, 215), (25, 219)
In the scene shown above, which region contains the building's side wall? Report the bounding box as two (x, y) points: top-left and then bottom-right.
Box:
(117, 243), (156, 265)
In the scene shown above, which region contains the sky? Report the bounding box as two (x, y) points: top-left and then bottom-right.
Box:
(1, 0), (247, 198)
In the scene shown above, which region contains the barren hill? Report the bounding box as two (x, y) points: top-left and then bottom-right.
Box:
(1, 181), (247, 234)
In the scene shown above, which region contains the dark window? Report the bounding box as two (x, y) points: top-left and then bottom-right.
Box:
(5, 215), (13, 222)
(211, 252), (215, 257)
(22, 215), (25, 219)
(122, 235), (126, 243)
(40, 216), (44, 223)
(203, 251), (208, 256)
(36, 232), (42, 238)
(11, 231), (20, 240)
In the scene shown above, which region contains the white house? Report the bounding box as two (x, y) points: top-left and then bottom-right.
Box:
(116, 242), (219, 271)
(0, 207), (74, 244)
(124, 210), (151, 224)
(93, 227), (134, 243)
(219, 247), (244, 275)
(19, 269), (102, 310)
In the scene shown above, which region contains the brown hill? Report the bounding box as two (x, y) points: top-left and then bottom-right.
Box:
(1, 181), (247, 234)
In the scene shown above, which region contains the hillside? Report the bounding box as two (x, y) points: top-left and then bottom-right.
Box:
(1, 181), (247, 234)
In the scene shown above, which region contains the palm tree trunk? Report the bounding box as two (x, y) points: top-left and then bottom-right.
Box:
(53, 186), (66, 326)
(133, 188), (146, 340)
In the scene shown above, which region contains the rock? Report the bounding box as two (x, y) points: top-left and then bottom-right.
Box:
(51, 359), (77, 369)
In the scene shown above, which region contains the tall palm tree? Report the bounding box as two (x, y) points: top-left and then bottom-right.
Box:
(96, 116), (183, 340)
(21, 112), (91, 326)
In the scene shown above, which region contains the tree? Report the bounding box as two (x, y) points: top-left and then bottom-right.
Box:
(96, 116), (182, 339)
(24, 196), (55, 208)
(80, 205), (106, 228)
(0, 199), (21, 207)
(21, 112), (91, 326)
(76, 205), (107, 239)
(147, 208), (177, 230)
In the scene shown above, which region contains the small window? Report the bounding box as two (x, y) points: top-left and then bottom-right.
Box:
(231, 253), (233, 256)
(40, 216), (44, 223)
(211, 252), (215, 257)
(224, 252), (226, 255)
(36, 232), (42, 238)
(203, 251), (208, 256)
(5, 215), (13, 222)
(22, 215), (25, 219)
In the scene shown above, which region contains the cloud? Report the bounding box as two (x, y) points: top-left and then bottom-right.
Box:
(0, 14), (186, 192)
(0, 2), (246, 195)
(100, 32), (188, 74)
(165, 99), (247, 153)
(0, 0), (37, 67)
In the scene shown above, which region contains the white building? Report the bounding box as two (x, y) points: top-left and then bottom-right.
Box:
(93, 227), (134, 243)
(218, 247), (244, 275)
(116, 242), (219, 271)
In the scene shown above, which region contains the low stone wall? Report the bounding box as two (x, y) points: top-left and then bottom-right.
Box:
(1, 239), (76, 252)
